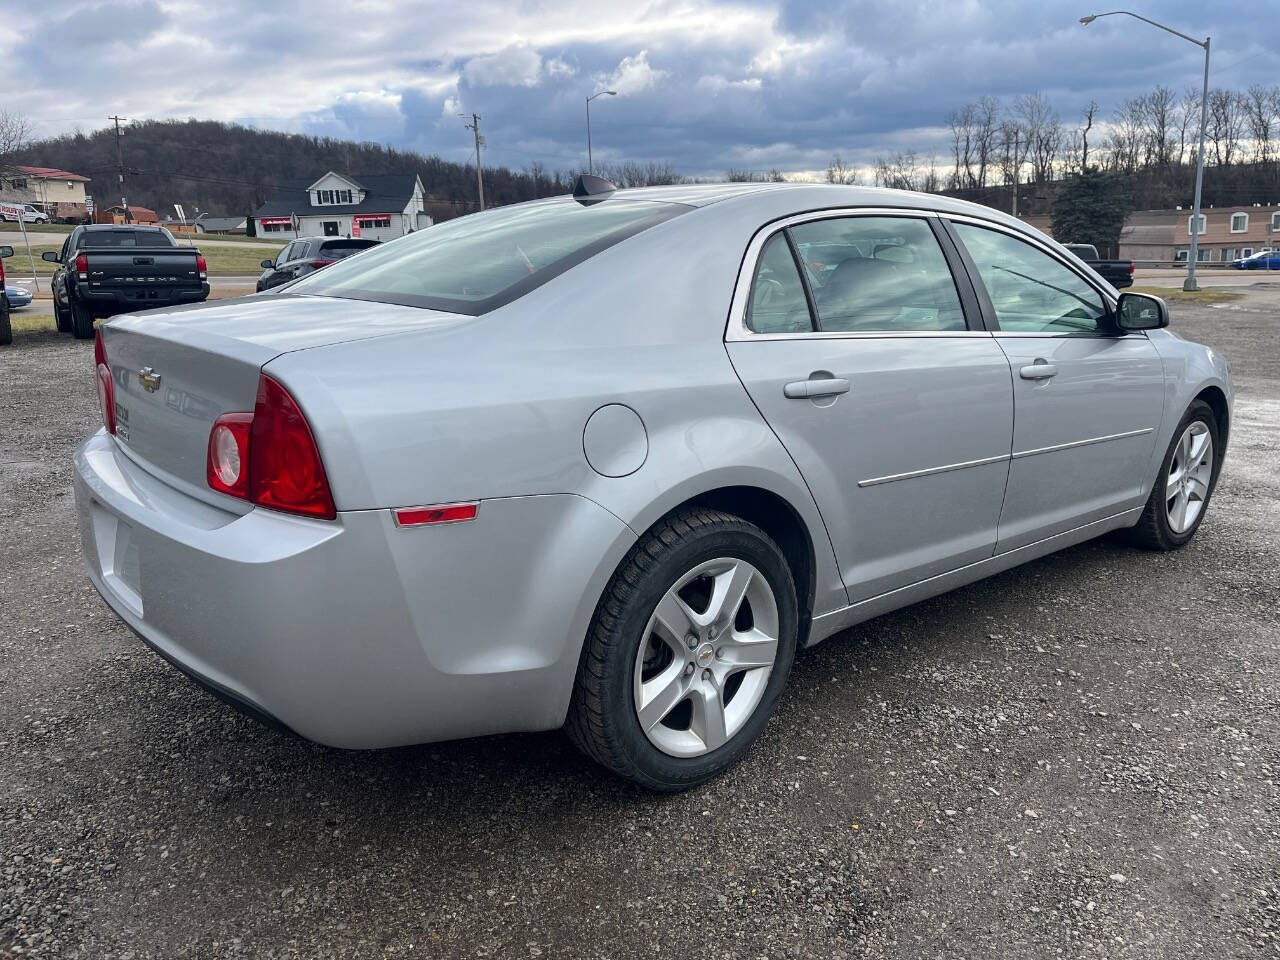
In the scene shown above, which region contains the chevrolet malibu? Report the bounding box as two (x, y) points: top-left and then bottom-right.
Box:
(76, 180), (1231, 790)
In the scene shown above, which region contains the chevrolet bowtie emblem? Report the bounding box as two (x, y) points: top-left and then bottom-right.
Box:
(137, 367), (162, 392)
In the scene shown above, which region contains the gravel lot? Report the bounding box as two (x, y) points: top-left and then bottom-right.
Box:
(2, 288), (1277, 959)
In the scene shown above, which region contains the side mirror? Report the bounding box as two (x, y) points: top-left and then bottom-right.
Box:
(0, 245), (12, 259)
(1115, 291), (1168, 331)
(41, 250), (60, 262)
(261, 259), (275, 269)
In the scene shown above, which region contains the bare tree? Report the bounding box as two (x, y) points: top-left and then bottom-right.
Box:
(1011, 92), (1062, 184)
(0, 109), (32, 174)
(1139, 85), (1176, 166)
(825, 154), (859, 185)
(974, 95), (1002, 189)
(1244, 84), (1276, 164)
(947, 102), (977, 189)
(1108, 97), (1145, 173)
(872, 151), (921, 191)
(1175, 87), (1201, 166)
(1206, 89), (1247, 165)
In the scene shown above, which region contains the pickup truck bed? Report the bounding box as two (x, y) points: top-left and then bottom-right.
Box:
(1063, 243), (1133, 289)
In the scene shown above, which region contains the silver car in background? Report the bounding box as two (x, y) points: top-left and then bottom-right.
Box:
(75, 180), (1231, 790)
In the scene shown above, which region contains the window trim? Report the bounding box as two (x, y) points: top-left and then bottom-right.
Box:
(938, 214), (1129, 340)
(727, 207), (989, 342)
(1188, 213), (1207, 236)
(1230, 212), (1249, 233)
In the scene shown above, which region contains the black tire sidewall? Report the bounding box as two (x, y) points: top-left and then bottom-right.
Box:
(1151, 401), (1220, 547)
(599, 522), (798, 790)
(70, 297), (95, 340)
(0, 301), (11, 346)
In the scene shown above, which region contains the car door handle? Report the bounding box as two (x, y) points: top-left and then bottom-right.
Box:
(784, 378), (850, 399)
(1019, 362), (1058, 380)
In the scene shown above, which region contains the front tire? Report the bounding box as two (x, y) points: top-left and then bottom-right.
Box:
(0, 300), (11, 346)
(1126, 400), (1220, 550)
(69, 296), (95, 340)
(566, 507), (798, 791)
(54, 297), (73, 334)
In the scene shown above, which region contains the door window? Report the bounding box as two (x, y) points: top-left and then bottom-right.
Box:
(276, 242), (296, 267)
(788, 217), (966, 332)
(746, 233), (812, 334)
(951, 223), (1107, 334)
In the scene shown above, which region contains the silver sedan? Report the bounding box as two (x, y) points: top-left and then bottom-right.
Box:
(75, 180), (1232, 790)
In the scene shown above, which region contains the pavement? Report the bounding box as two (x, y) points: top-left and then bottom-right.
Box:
(1, 287), (1277, 958)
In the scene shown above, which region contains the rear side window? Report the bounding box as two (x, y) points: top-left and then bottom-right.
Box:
(746, 234), (812, 334)
(789, 217), (966, 332)
(288, 198), (688, 315)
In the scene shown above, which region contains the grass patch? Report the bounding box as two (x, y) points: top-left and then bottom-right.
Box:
(6, 309), (56, 334)
(4, 243), (271, 277)
(1130, 285), (1243, 304)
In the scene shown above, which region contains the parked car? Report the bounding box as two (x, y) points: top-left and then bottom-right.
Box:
(1232, 250), (1280, 269)
(76, 181), (1232, 790)
(1, 203), (49, 224)
(256, 236), (380, 292)
(44, 224), (209, 339)
(5, 284), (32, 309)
(1063, 243), (1134, 288)
(0, 244), (12, 345)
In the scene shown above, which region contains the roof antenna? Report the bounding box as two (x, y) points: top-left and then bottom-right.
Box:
(572, 174), (617, 206)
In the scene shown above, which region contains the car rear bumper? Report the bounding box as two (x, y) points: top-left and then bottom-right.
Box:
(75, 430), (634, 748)
(77, 284), (210, 311)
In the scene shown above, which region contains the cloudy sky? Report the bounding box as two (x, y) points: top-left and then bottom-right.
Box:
(2, 0), (1277, 178)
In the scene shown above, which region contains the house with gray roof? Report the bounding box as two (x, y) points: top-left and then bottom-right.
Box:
(252, 171), (431, 241)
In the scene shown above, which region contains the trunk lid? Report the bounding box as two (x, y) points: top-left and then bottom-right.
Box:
(100, 294), (469, 492)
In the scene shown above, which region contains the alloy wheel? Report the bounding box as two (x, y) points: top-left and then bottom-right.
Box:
(1165, 421), (1213, 534)
(632, 557), (780, 758)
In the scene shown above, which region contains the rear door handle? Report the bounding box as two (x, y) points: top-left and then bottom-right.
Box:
(1019, 362), (1058, 380)
(784, 378), (850, 399)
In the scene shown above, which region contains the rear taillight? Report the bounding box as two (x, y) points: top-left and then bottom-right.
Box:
(1129, 261), (1135, 275)
(206, 413), (252, 498)
(205, 375), (336, 520)
(308, 258), (336, 269)
(75, 253), (88, 280)
(94, 329), (116, 435)
(0, 256), (6, 287)
(196, 254), (208, 279)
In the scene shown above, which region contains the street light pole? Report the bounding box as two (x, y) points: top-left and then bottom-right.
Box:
(1080, 11), (1210, 291)
(585, 90), (617, 176)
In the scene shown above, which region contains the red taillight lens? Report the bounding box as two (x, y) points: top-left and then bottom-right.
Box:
(205, 375), (335, 519)
(1129, 261), (1135, 275)
(75, 253), (88, 278)
(196, 254), (208, 278)
(206, 413), (252, 498)
(308, 258), (336, 269)
(94, 329), (115, 434)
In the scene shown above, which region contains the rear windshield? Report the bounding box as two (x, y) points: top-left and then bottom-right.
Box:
(78, 229), (175, 248)
(287, 197), (688, 314)
(320, 239), (379, 258)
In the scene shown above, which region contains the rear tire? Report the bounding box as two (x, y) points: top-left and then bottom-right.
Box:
(70, 296), (95, 340)
(1125, 400), (1220, 551)
(0, 300), (11, 346)
(566, 507), (798, 791)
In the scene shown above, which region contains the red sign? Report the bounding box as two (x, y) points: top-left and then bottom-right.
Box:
(259, 216), (292, 226)
(350, 220), (361, 238)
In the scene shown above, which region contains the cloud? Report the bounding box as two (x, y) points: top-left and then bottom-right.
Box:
(463, 44), (543, 87)
(2, 0), (1276, 178)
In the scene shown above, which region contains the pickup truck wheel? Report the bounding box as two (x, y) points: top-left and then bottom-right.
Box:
(0, 301), (11, 346)
(54, 299), (73, 334)
(70, 297), (95, 340)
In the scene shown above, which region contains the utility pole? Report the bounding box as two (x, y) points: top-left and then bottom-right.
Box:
(463, 113), (485, 211)
(108, 115), (128, 217)
(1011, 128), (1019, 218)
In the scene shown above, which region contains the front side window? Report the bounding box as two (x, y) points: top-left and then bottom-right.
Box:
(289, 197), (688, 315)
(788, 216), (965, 332)
(746, 234), (811, 334)
(276, 242), (296, 266)
(952, 223), (1107, 334)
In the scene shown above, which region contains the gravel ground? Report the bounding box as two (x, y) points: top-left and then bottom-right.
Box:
(2, 290), (1277, 959)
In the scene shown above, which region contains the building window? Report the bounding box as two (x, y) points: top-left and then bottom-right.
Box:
(338, 189), (352, 203)
(10, 178), (26, 190)
(1198, 247), (1211, 262)
(1187, 214), (1206, 236)
(1230, 212), (1248, 233)
(1175, 249), (1188, 262)
(355, 215), (392, 229)
(1243, 248), (1253, 258)
(1222, 248), (1235, 262)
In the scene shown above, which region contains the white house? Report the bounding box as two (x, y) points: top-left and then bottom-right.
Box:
(252, 171), (430, 241)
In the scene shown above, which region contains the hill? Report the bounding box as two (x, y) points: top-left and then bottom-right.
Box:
(16, 119), (570, 221)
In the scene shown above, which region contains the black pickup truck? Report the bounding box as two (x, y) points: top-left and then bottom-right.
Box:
(44, 225), (209, 339)
(1063, 243), (1134, 289)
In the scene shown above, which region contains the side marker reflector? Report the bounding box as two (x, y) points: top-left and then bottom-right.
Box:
(394, 502), (479, 527)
